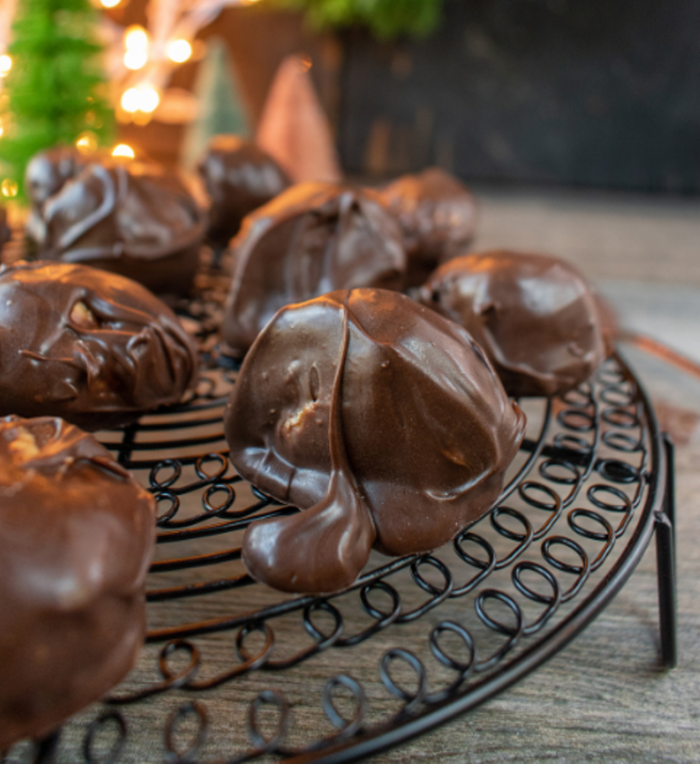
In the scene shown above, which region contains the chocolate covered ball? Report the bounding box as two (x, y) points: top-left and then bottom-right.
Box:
(419, 250), (606, 397)
(379, 167), (478, 287)
(39, 160), (206, 296)
(197, 135), (291, 249)
(0, 415), (156, 749)
(0, 261), (199, 430)
(225, 288), (525, 594)
(222, 182), (407, 358)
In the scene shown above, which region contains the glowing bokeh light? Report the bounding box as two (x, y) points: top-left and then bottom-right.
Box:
(0, 55), (12, 77)
(1, 178), (18, 198)
(167, 39), (192, 64)
(124, 26), (148, 52)
(112, 144), (135, 158)
(121, 87), (141, 113)
(124, 49), (148, 70)
(75, 131), (98, 154)
(100, 0), (121, 8)
(138, 87), (160, 113)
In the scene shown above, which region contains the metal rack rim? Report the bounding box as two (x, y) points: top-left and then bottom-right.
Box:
(289, 349), (669, 763)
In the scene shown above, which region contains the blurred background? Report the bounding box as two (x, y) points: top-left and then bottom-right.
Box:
(50, 0), (700, 193)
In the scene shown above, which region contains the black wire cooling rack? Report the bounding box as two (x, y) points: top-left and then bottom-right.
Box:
(4, 284), (677, 764)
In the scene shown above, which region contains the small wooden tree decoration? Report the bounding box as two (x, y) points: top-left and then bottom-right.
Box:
(256, 54), (342, 184)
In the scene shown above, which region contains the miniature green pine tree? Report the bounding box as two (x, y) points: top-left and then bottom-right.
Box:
(0, 0), (114, 201)
(181, 38), (250, 171)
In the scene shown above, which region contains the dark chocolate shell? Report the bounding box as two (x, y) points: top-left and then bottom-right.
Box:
(0, 261), (199, 430)
(225, 288), (525, 593)
(221, 182), (407, 358)
(420, 250), (606, 397)
(0, 415), (155, 749)
(379, 167), (478, 287)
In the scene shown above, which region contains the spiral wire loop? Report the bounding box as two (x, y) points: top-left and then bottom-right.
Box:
(11, 289), (666, 764)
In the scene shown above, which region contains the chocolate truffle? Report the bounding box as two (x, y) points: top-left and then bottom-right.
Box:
(225, 288), (525, 594)
(0, 415), (155, 750)
(197, 135), (291, 250)
(379, 167), (478, 287)
(39, 160), (207, 296)
(222, 183), (407, 358)
(419, 250), (606, 397)
(0, 261), (199, 430)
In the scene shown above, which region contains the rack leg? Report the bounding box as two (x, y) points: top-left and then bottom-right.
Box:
(32, 729), (61, 764)
(655, 435), (677, 669)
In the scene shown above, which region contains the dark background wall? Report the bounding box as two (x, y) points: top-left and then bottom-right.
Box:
(337, 0), (700, 193)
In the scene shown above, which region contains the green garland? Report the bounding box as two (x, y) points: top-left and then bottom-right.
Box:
(271, 0), (448, 39)
(0, 0), (114, 202)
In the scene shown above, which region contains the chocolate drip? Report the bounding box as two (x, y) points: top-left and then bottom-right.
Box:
(243, 296), (376, 593)
(38, 160), (206, 296)
(24, 146), (102, 247)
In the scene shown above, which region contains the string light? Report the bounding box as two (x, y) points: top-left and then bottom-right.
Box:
(120, 86), (160, 115)
(75, 131), (98, 154)
(138, 86), (159, 113)
(121, 87), (141, 113)
(0, 55), (12, 77)
(167, 39), (192, 64)
(112, 144), (135, 158)
(124, 49), (148, 70)
(1, 179), (18, 198)
(124, 25), (149, 53)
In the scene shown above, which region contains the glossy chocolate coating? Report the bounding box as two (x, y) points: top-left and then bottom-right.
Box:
(225, 288), (525, 594)
(39, 161), (207, 296)
(419, 250), (606, 397)
(24, 147), (105, 247)
(0, 415), (155, 749)
(379, 167), (478, 287)
(197, 135), (291, 249)
(25, 146), (102, 208)
(222, 183), (407, 358)
(0, 261), (199, 430)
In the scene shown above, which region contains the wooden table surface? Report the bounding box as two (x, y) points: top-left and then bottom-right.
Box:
(5, 186), (700, 764)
